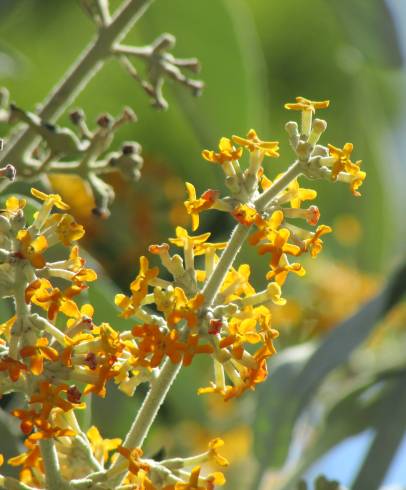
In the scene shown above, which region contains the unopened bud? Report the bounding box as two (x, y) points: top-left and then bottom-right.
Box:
(122, 142), (141, 155)
(0, 164), (16, 181)
(69, 109), (85, 125)
(96, 113), (113, 128)
(308, 119), (327, 146)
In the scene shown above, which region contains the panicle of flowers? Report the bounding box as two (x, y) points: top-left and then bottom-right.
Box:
(0, 96), (365, 490)
(0, 188), (228, 488)
(114, 97), (365, 404)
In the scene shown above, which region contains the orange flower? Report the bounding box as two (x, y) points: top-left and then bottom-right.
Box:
(29, 381), (76, 418)
(265, 255), (306, 285)
(11, 408), (43, 435)
(25, 278), (83, 321)
(73, 266), (98, 284)
(202, 137), (242, 164)
(182, 334), (213, 366)
(249, 210), (284, 246)
(232, 129), (279, 158)
(16, 230), (48, 268)
(20, 337), (58, 375)
(8, 439), (44, 481)
(0, 355), (27, 382)
(83, 355), (119, 397)
(132, 324), (184, 367)
(231, 204), (259, 226)
(258, 228), (301, 268)
(173, 466), (225, 489)
(28, 422), (75, 441)
(166, 287), (205, 328)
(116, 447), (150, 476)
(61, 332), (93, 367)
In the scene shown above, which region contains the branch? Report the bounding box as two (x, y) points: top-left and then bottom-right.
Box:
(3, 0), (154, 167)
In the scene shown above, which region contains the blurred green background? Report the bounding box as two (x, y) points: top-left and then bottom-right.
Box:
(1, 1), (406, 489)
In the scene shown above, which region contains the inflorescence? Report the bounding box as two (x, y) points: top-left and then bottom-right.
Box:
(0, 97), (365, 489)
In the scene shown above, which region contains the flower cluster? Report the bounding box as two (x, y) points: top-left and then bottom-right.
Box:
(0, 97), (365, 490)
(117, 97), (365, 402)
(0, 189), (228, 488)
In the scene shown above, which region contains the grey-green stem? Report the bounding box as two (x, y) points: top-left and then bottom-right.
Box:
(108, 159), (302, 485)
(202, 160), (302, 306)
(3, 0), (153, 167)
(108, 358), (182, 483)
(40, 439), (70, 490)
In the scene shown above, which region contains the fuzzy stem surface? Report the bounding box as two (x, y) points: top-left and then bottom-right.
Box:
(3, 0), (153, 166)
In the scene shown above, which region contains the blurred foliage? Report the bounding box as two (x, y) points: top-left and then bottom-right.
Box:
(0, 1), (406, 489)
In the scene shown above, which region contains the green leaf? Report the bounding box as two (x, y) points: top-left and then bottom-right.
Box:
(252, 344), (316, 480)
(251, 262), (406, 480)
(297, 475), (347, 490)
(352, 373), (406, 490)
(292, 263), (406, 408)
(277, 368), (406, 490)
(0, 409), (23, 478)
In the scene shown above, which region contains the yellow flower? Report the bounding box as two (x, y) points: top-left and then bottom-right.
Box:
(349, 169), (366, 197)
(115, 256), (159, 317)
(207, 438), (229, 467)
(232, 129), (279, 157)
(167, 287), (205, 328)
(258, 228), (301, 268)
(87, 426), (122, 464)
(277, 178), (317, 208)
(265, 255), (306, 285)
(169, 226), (211, 249)
(220, 264), (256, 301)
(303, 224), (332, 257)
(5, 196), (26, 213)
(31, 188), (70, 210)
(202, 137), (243, 164)
(56, 214), (85, 246)
(249, 209), (284, 246)
(184, 182), (219, 231)
(284, 96), (330, 113)
(284, 97), (330, 136)
(327, 143), (361, 180)
(193, 241), (227, 256)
